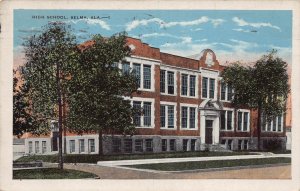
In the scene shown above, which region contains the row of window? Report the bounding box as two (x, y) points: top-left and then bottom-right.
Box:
(69, 139), (95, 153)
(221, 139), (249, 150)
(28, 141), (47, 154)
(262, 115), (283, 132)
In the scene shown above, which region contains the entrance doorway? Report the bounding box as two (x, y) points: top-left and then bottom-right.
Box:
(205, 120), (213, 144)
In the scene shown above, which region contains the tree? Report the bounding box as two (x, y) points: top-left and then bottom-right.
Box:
(221, 50), (289, 150)
(66, 33), (138, 156)
(21, 22), (79, 169)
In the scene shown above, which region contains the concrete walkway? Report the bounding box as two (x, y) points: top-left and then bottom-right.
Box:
(96, 153), (291, 167)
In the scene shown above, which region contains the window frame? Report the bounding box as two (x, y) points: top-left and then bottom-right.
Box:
(69, 140), (75, 153)
(160, 67), (177, 96)
(88, 139), (95, 153)
(220, 108), (235, 131)
(236, 109), (250, 132)
(131, 98), (155, 129)
(180, 103), (198, 130)
(220, 81), (234, 102)
(262, 114), (284, 133)
(180, 72), (198, 98)
(201, 76), (216, 99)
(79, 139), (85, 153)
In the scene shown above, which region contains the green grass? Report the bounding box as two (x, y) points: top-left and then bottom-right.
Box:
(13, 168), (97, 179)
(123, 157), (291, 171)
(16, 151), (255, 163)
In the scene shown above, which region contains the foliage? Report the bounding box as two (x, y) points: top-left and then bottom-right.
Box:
(21, 22), (79, 133)
(66, 33), (137, 139)
(13, 168), (97, 179)
(221, 50), (289, 121)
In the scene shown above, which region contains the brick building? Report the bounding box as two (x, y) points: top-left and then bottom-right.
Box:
(23, 37), (287, 155)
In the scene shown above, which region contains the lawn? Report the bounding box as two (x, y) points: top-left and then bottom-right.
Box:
(16, 151), (255, 163)
(123, 157), (291, 171)
(13, 168), (97, 179)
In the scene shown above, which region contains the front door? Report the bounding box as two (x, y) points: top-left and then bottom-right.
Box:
(205, 120), (213, 144)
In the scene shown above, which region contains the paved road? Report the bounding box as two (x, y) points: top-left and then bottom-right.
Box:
(61, 163), (291, 179)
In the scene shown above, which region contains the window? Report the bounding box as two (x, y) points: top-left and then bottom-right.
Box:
(42, 141), (47, 153)
(112, 138), (121, 153)
(135, 139), (143, 152)
(181, 106), (197, 129)
(237, 111), (250, 131)
(124, 139), (133, 153)
(183, 139), (188, 151)
(167, 72), (174, 94)
(145, 139), (153, 152)
(227, 139), (233, 150)
(181, 74), (188, 96)
(88, 139), (95, 153)
(170, 139), (176, 151)
(181, 107), (188, 128)
(220, 82), (233, 101)
(181, 74), (197, 97)
(133, 100), (153, 128)
(28, 141), (33, 153)
(221, 110), (234, 131)
(162, 139), (167, 151)
(243, 140), (248, 150)
(202, 77), (216, 99)
(35, 141), (39, 153)
(238, 140), (248, 150)
(133, 63), (141, 88)
(161, 104), (175, 129)
(143, 65), (151, 89)
(191, 139), (196, 151)
(79, 139), (85, 153)
(143, 102), (152, 126)
(263, 115), (283, 132)
(69, 140), (75, 153)
(122, 61), (130, 75)
(133, 101), (142, 126)
(160, 70), (166, 93)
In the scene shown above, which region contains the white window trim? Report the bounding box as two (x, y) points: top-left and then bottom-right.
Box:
(220, 82), (234, 102)
(180, 71), (199, 98)
(238, 139), (249, 150)
(160, 67), (177, 96)
(88, 139), (96, 153)
(263, 114), (284, 133)
(119, 57), (156, 92)
(79, 139), (85, 153)
(201, 69), (219, 100)
(220, 108), (234, 132)
(180, 103), (199, 130)
(237, 109), (250, 132)
(131, 97), (155, 129)
(160, 101), (177, 130)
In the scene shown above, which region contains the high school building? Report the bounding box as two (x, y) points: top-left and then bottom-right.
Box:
(22, 37), (287, 155)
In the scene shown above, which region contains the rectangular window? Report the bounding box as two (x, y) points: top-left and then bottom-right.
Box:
(183, 139), (188, 151)
(143, 65), (151, 89)
(145, 139), (153, 152)
(122, 61), (130, 75)
(209, 78), (215, 99)
(112, 138), (121, 153)
(160, 70), (165, 93)
(69, 140), (75, 153)
(191, 139), (196, 151)
(133, 63), (141, 88)
(181, 74), (188, 96)
(135, 139), (143, 152)
(238, 140), (243, 150)
(238, 112), (243, 131)
(202, 77), (208, 98)
(42, 141), (47, 153)
(264, 115), (283, 132)
(272, 118), (277, 131)
(167, 105), (174, 128)
(189, 107), (196, 129)
(227, 139), (233, 150)
(28, 141), (33, 153)
(221, 111), (226, 130)
(181, 106), (188, 128)
(227, 86), (233, 100)
(189, 75), (196, 96)
(243, 112), (249, 131)
(221, 82), (226, 100)
(243, 140), (248, 150)
(143, 102), (152, 126)
(124, 139), (132, 153)
(79, 139), (85, 153)
(160, 105), (166, 128)
(278, 115), (282, 132)
(167, 72), (174, 94)
(162, 139), (167, 151)
(170, 139), (176, 151)
(35, 141), (39, 153)
(133, 101), (142, 126)
(88, 139), (95, 153)
(227, 111), (233, 130)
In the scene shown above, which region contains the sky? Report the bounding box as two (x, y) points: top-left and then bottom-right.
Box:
(14, 10), (292, 66)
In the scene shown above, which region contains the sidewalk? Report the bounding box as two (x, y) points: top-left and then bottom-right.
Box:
(96, 153), (291, 167)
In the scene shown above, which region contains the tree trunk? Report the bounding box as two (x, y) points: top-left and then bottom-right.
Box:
(257, 106), (262, 151)
(57, 62), (63, 170)
(98, 129), (103, 156)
